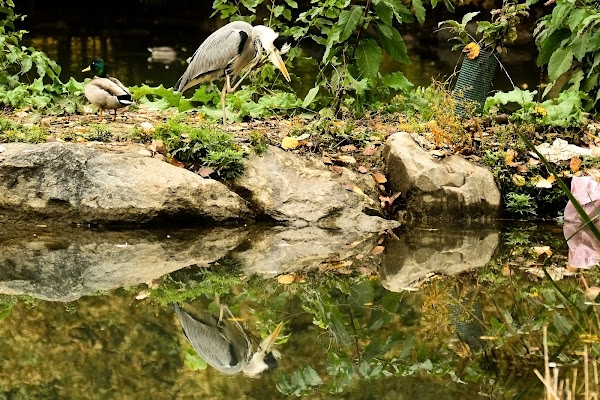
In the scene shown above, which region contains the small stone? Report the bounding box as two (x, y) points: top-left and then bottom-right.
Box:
(138, 149), (153, 157)
(141, 122), (154, 133)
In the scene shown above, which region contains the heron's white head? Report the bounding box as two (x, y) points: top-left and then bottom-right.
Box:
(253, 25), (291, 82)
(242, 321), (284, 377)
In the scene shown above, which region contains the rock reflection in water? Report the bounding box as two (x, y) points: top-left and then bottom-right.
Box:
(171, 302), (283, 376)
(380, 224), (500, 291)
(0, 226), (249, 301)
(0, 224), (380, 301)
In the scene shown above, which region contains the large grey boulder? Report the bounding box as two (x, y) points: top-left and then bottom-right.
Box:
(233, 146), (399, 232)
(0, 142), (251, 225)
(0, 226), (248, 301)
(384, 132), (501, 220)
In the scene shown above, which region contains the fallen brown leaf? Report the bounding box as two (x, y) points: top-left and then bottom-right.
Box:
(197, 166), (215, 178)
(150, 140), (167, 155)
(321, 156), (333, 165)
(362, 144), (376, 156)
(169, 158), (185, 168)
(334, 155), (357, 165)
(329, 165), (344, 174)
(357, 165), (368, 174)
(372, 172), (387, 184)
(340, 144), (357, 153)
(371, 246), (385, 255)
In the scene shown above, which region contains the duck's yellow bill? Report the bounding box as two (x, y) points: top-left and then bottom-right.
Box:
(81, 66), (91, 73)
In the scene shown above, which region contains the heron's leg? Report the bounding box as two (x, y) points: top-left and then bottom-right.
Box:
(220, 303), (252, 343)
(221, 81), (228, 127)
(228, 61), (260, 93)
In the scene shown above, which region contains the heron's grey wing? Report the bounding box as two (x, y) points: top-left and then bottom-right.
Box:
(172, 304), (243, 374)
(175, 22), (253, 92)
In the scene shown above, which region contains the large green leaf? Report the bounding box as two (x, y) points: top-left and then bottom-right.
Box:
(536, 28), (570, 65)
(374, 1), (393, 26)
(355, 38), (381, 80)
(412, 0), (425, 24)
(302, 85), (320, 108)
(337, 6), (363, 43)
(381, 71), (414, 91)
(548, 47), (574, 81)
(378, 26), (409, 64)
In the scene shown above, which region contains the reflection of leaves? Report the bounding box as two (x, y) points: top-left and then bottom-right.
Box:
(184, 347), (208, 371)
(277, 366), (323, 396)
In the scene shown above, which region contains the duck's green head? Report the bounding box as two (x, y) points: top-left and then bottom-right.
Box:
(82, 59), (107, 77)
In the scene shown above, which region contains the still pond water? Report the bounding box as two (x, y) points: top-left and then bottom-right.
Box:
(0, 221), (591, 399)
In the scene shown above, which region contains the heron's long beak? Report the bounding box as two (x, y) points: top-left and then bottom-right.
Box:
(269, 51), (291, 82)
(260, 321), (284, 352)
(81, 66), (91, 72)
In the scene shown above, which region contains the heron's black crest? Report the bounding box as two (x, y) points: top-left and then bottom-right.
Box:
(237, 30), (249, 55)
(273, 36), (290, 52)
(264, 352), (278, 370)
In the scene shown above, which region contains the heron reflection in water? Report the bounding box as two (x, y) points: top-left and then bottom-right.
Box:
(171, 302), (284, 376)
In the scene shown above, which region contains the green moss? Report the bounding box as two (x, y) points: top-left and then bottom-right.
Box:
(0, 118), (48, 143)
(84, 123), (113, 142)
(152, 117), (245, 179)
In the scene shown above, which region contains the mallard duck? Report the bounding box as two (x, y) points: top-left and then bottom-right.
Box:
(82, 59), (133, 121)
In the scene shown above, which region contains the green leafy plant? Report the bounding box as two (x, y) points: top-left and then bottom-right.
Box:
(534, 0), (600, 111)
(85, 123), (113, 142)
(0, 1), (87, 114)
(0, 117), (47, 142)
(484, 87), (586, 127)
(439, 0), (533, 54)
(152, 117), (245, 179)
(210, 0), (448, 119)
(505, 192), (537, 216)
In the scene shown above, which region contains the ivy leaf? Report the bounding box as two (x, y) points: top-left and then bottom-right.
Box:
(355, 38), (382, 80)
(378, 26), (410, 64)
(548, 48), (573, 81)
(337, 6), (363, 43)
(412, 0), (426, 24)
(381, 71), (414, 91)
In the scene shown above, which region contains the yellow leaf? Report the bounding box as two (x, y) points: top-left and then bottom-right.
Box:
(570, 157), (582, 173)
(512, 174), (526, 186)
(463, 42), (480, 60)
(281, 137), (300, 150)
(533, 246), (552, 256)
(277, 274), (295, 284)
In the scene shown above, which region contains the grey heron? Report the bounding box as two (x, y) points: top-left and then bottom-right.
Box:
(171, 302), (284, 376)
(82, 59), (133, 122)
(175, 21), (291, 125)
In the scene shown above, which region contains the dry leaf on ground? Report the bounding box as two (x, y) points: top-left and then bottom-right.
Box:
(281, 137), (300, 150)
(570, 156), (582, 172)
(277, 274), (295, 284)
(372, 172), (387, 184)
(371, 246), (385, 255)
(197, 166), (214, 178)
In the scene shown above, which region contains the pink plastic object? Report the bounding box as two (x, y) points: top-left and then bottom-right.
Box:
(564, 176), (600, 268)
